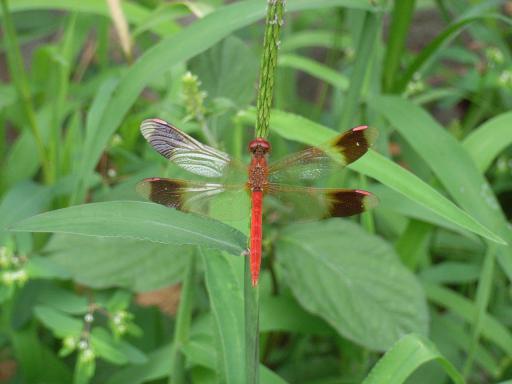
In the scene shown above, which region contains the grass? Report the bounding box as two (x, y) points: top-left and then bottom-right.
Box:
(1, 1), (512, 383)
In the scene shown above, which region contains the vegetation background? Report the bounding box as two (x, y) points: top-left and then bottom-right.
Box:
(0, 0), (512, 383)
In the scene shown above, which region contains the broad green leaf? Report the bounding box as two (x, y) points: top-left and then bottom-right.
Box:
(10, 324), (72, 383)
(91, 327), (147, 365)
(35, 284), (88, 314)
(424, 283), (512, 356)
(278, 54), (349, 90)
(10, 201), (246, 255)
(46, 234), (191, 292)
(368, 96), (512, 279)
(276, 219), (428, 351)
(462, 111), (512, 172)
(189, 36), (258, 106)
(201, 249), (245, 384)
(0, 181), (53, 242)
(26, 256), (71, 280)
(34, 306), (82, 337)
(238, 109), (504, 245)
(362, 334), (464, 384)
(106, 344), (173, 384)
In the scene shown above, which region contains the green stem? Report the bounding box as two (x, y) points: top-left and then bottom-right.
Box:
(255, 0), (285, 139)
(246, 1), (286, 381)
(338, 12), (379, 130)
(170, 252), (196, 384)
(0, 0), (52, 184)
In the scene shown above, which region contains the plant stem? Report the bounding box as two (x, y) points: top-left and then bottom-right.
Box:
(170, 252), (196, 384)
(0, 0), (52, 184)
(255, 0), (285, 139)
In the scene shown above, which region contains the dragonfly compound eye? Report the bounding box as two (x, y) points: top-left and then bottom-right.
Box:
(248, 138), (271, 154)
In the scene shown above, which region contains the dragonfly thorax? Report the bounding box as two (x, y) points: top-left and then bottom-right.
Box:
(248, 139), (270, 192)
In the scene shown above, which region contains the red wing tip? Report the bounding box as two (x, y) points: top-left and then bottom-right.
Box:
(352, 125), (369, 131)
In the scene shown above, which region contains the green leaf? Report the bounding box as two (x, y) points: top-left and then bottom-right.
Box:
(238, 108), (504, 245)
(34, 306), (82, 337)
(260, 295), (333, 335)
(91, 327), (147, 365)
(46, 234), (191, 292)
(395, 11), (512, 92)
(105, 344), (173, 384)
(368, 95), (512, 279)
(10, 201), (246, 256)
(362, 334), (464, 384)
(462, 111), (512, 172)
(424, 283), (512, 356)
(10, 324), (72, 383)
(201, 249), (245, 384)
(276, 219), (428, 351)
(26, 256), (71, 280)
(278, 54), (349, 90)
(382, 0), (416, 91)
(0, 181), (52, 242)
(183, 335), (289, 384)
(189, 36), (258, 106)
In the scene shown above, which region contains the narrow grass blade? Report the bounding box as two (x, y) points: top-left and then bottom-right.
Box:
(462, 111), (512, 172)
(278, 54), (349, 90)
(424, 283), (512, 356)
(463, 244), (496, 378)
(394, 13), (512, 92)
(362, 334), (464, 384)
(338, 12), (380, 130)
(238, 109), (505, 245)
(368, 95), (512, 279)
(382, 0), (416, 92)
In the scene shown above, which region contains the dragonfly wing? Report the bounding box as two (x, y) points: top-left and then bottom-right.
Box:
(137, 177), (249, 220)
(268, 125), (377, 183)
(141, 118), (231, 178)
(266, 184), (378, 220)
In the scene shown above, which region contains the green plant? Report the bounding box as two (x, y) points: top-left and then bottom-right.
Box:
(1, 1), (512, 383)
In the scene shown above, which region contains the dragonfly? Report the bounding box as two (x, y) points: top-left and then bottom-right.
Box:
(137, 118), (378, 286)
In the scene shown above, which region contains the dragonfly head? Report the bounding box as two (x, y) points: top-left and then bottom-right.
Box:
(248, 138), (271, 155)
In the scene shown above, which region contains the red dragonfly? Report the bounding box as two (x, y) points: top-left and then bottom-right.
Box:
(138, 119), (378, 286)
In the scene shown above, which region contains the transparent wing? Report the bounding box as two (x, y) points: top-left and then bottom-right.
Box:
(268, 125), (377, 183)
(136, 177), (249, 220)
(141, 118), (232, 178)
(265, 184), (378, 221)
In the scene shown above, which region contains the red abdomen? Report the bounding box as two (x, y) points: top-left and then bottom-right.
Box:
(250, 191), (263, 286)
